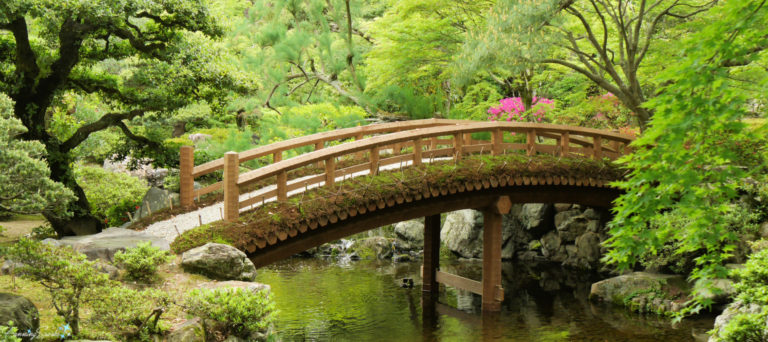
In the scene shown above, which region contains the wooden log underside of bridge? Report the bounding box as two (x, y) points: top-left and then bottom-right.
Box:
(248, 185), (620, 270)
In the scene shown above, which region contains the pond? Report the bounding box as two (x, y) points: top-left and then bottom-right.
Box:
(255, 258), (716, 341)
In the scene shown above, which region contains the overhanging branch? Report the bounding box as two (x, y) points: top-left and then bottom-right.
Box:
(61, 109), (152, 152)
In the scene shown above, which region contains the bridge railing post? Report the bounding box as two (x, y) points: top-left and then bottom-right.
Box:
(369, 146), (380, 176)
(413, 139), (423, 166)
(593, 135), (603, 159)
(314, 141), (324, 168)
(560, 132), (570, 157)
(277, 171), (287, 201)
(453, 133), (463, 162)
(491, 129), (502, 156)
(180, 145), (195, 208)
(223, 151), (240, 222)
(526, 129), (537, 156)
(325, 157), (336, 187)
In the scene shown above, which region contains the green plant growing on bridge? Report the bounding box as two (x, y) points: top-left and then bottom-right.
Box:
(604, 0), (768, 317)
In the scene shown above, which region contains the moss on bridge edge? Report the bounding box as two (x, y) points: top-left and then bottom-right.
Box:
(170, 153), (627, 255)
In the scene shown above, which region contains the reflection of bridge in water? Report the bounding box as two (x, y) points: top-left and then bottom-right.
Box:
(178, 119), (634, 311)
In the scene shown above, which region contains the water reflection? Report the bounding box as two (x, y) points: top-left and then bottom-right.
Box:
(255, 258), (714, 341)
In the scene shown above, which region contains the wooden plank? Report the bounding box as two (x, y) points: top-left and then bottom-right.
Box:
(463, 143), (493, 154)
(325, 157), (336, 187)
(453, 133), (463, 161)
(238, 188), (278, 209)
(413, 138), (423, 166)
(594, 135), (603, 159)
(436, 270), (482, 296)
(286, 174), (325, 192)
(370, 146), (380, 175)
(193, 182), (222, 198)
(491, 129), (502, 156)
(526, 129), (537, 156)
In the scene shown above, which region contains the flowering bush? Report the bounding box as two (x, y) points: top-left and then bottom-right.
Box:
(487, 97), (555, 123)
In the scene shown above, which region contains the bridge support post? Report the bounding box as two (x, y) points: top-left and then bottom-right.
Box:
(482, 196), (511, 312)
(422, 214), (441, 301)
(223, 151), (240, 222)
(180, 146), (195, 208)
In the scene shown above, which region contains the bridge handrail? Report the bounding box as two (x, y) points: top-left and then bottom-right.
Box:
(179, 118), (467, 207)
(213, 121), (633, 222)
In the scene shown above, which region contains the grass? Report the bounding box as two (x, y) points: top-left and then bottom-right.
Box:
(171, 152), (626, 255)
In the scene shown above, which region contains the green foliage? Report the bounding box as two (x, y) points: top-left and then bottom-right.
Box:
(371, 85), (440, 119)
(710, 249), (768, 341)
(90, 286), (171, 341)
(5, 239), (110, 336)
(74, 165), (148, 223)
(113, 242), (172, 282)
(0, 324), (20, 342)
(170, 224), (233, 254)
(184, 287), (276, 339)
(0, 93), (76, 218)
(105, 197), (143, 227)
(604, 0), (768, 316)
(27, 222), (57, 240)
(450, 81), (503, 120)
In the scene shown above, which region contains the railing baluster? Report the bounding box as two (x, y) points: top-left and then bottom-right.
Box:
(370, 146), (380, 175)
(491, 129), (502, 156)
(593, 136), (603, 159)
(413, 139), (423, 166)
(276, 171), (287, 201)
(560, 132), (570, 157)
(526, 129), (536, 156)
(430, 137), (438, 150)
(180, 145), (195, 208)
(454, 133), (463, 161)
(223, 151), (239, 222)
(325, 157), (336, 187)
(273, 151), (282, 163)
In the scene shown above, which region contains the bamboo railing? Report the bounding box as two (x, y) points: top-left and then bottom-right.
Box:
(179, 120), (634, 222)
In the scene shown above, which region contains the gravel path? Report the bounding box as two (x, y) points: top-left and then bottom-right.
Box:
(144, 158), (449, 243)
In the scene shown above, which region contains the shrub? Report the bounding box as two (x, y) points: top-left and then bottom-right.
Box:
(5, 239), (110, 336)
(113, 242), (172, 282)
(90, 286), (171, 341)
(74, 165), (148, 222)
(105, 197), (143, 227)
(184, 287), (276, 340)
(710, 249), (768, 341)
(0, 225), (5, 237)
(0, 324), (20, 342)
(27, 222), (57, 240)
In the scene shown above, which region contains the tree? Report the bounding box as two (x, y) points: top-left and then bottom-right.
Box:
(460, 0), (720, 130)
(0, 93), (75, 218)
(246, 0), (382, 113)
(604, 0), (768, 314)
(364, 0), (493, 115)
(0, 0), (249, 236)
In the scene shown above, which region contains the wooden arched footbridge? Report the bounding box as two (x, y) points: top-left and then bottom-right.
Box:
(177, 119), (634, 311)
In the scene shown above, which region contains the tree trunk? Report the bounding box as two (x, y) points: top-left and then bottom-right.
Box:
(42, 139), (103, 237)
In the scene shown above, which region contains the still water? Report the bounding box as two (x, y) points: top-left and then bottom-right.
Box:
(255, 258), (715, 341)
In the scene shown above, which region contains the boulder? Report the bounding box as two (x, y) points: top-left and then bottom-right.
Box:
(553, 203), (572, 213)
(133, 187), (180, 221)
(188, 133), (212, 143)
(0, 293), (38, 342)
(699, 278), (736, 305)
(181, 243), (257, 281)
(167, 318), (205, 342)
(43, 227), (170, 263)
(103, 157), (167, 187)
(501, 240), (515, 260)
(394, 220), (424, 246)
(441, 210), (483, 258)
(709, 300), (766, 342)
(760, 221), (768, 239)
(0, 260), (23, 275)
(518, 203), (553, 237)
(540, 231), (561, 258)
(554, 209), (582, 228)
(590, 272), (690, 313)
(575, 231), (601, 263)
(556, 214), (590, 241)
